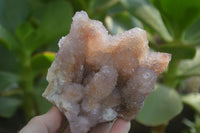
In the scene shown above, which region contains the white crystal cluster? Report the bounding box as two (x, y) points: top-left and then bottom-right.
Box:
(43, 11), (171, 133)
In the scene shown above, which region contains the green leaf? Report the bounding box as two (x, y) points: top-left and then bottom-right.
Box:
(34, 88), (52, 114)
(159, 44), (196, 59)
(0, 72), (19, 92)
(34, 77), (51, 114)
(38, 0), (73, 38)
(136, 84), (183, 126)
(0, 44), (21, 72)
(153, 0), (200, 38)
(0, 0), (30, 32)
(183, 17), (200, 45)
(182, 93), (200, 114)
(28, 0), (73, 52)
(105, 11), (143, 34)
(0, 24), (19, 51)
(46, 40), (59, 52)
(31, 52), (55, 77)
(15, 22), (34, 45)
(90, 0), (118, 12)
(107, 1), (126, 15)
(0, 96), (22, 118)
(68, 0), (88, 11)
(178, 48), (200, 77)
(121, 0), (173, 42)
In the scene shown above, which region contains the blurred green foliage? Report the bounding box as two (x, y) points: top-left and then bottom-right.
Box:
(0, 0), (200, 132)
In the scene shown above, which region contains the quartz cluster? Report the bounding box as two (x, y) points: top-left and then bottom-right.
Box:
(43, 11), (171, 133)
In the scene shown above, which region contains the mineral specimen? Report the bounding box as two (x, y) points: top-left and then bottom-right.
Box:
(42, 11), (171, 133)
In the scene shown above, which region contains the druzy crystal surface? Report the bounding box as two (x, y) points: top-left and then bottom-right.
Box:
(43, 11), (171, 133)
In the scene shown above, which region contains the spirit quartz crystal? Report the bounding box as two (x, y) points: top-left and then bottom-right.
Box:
(43, 11), (171, 133)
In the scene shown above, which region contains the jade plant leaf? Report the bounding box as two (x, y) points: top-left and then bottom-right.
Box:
(182, 93), (200, 114)
(0, 97), (22, 118)
(178, 48), (200, 77)
(121, 0), (172, 42)
(153, 0), (200, 37)
(136, 84), (183, 126)
(159, 44), (196, 60)
(0, 0), (30, 32)
(0, 24), (19, 51)
(105, 12), (143, 34)
(0, 44), (21, 73)
(15, 22), (34, 46)
(31, 52), (55, 77)
(28, 0), (73, 52)
(33, 77), (51, 114)
(183, 18), (200, 45)
(0, 72), (19, 92)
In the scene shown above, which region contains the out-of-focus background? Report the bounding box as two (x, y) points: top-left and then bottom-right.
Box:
(0, 0), (200, 132)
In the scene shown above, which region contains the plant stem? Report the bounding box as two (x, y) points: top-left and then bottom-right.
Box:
(151, 124), (166, 133)
(21, 51), (36, 120)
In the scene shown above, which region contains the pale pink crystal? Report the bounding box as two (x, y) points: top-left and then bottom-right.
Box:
(43, 11), (171, 133)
